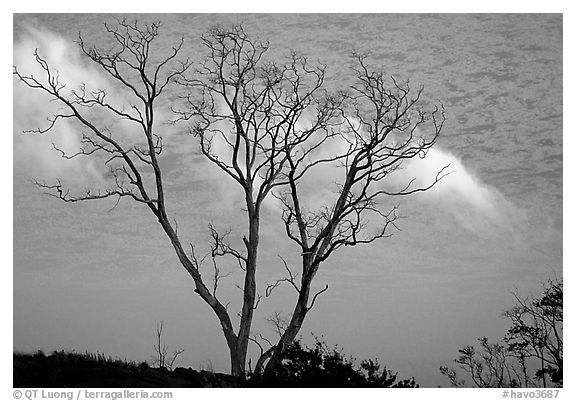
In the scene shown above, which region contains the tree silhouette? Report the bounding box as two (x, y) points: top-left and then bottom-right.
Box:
(152, 321), (185, 371)
(14, 20), (447, 377)
(503, 278), (563, 387)
(440, 277), (563, 388)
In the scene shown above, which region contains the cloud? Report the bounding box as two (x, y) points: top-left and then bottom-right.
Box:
(281, 118), (523, 234)
(13, 25), (111, 186)
(397, 145), (526, 235)
(402, 147), (498, 212)
(13, 25), (176, 188)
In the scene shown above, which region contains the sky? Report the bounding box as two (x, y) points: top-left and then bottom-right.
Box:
(11, 13), (565, 387)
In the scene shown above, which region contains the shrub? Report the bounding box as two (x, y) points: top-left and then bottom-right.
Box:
(250, 338), (418, 387)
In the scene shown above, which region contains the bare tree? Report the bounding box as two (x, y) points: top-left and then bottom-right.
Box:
(258, 52), (447, 375)
(175, 25), (446, 376)
(15, 21), (446, 377)
(13, 20), (241, 375)
(152, 320), (185, 371)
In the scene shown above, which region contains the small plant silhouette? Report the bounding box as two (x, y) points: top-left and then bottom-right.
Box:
(152, 321), (185, 371)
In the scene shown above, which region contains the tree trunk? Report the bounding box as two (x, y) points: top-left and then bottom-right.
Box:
(235, 200), (260, 376)
(157, 216), (250, 376)
(229, 344), (244, 377)
(263, 278), (312, 375)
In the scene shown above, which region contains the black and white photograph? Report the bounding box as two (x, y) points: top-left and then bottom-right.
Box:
(12, 11), (564, 391)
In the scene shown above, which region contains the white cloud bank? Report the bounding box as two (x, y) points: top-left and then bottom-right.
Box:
(284, 118), (522, 235)
(399, 145), (525, 234)
(13, 26), (110, 186)
(13, 25), (173, 188)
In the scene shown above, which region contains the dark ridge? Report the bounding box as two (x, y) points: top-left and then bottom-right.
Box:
(14, 341), (419, 388)
(13, 351), (242, 388)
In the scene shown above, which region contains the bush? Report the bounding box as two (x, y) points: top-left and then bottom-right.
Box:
(250, 338), (418, 387)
